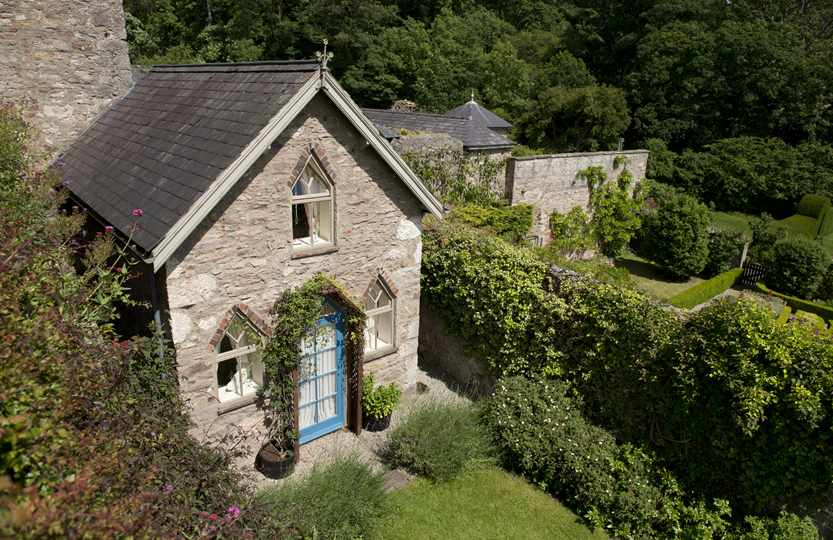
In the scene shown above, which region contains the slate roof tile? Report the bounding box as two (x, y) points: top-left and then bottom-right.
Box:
(55, 60), (318, 252)
(361, 108), (514, 151)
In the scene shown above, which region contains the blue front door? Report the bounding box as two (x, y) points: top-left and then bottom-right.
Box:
(298, 309), (346, 444)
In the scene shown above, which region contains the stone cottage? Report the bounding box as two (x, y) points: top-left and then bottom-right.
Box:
(54, 60), (443, 458)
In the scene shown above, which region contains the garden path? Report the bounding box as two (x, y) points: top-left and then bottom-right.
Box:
(250, 366), (469, 491)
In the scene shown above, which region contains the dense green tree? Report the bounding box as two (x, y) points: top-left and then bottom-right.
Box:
(641, 190), (711, 279)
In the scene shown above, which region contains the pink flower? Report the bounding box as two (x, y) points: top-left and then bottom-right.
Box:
(226, 506), (241, 519)
(131, 208), (144, 217)
(208, 513), (218, 521)
(105, 225), (114, 233)
(162, 482), (174, 495)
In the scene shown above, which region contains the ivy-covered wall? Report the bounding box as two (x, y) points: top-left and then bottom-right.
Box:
(506, 150), (649, 242)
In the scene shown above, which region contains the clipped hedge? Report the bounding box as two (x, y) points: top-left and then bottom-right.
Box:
(796, 193), (831, 219)
(668, 268), (742, 309)
(756, 282), (833, 322)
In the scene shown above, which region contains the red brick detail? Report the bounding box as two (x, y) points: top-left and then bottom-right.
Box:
(365, 267), (400, 299)
(288, 144), (339, 189)
(207, 304), (271, 351)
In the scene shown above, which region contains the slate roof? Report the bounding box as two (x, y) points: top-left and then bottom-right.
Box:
(54, 61), (319, 253)
(362, 108), (514, 151)
(445, 100), (512, 130)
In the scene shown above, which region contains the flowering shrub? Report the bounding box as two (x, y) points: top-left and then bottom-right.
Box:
(0, 106), (255, 538)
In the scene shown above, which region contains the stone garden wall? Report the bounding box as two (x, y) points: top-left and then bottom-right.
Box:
(506, 150), (649, 243)
(0, 0), (132, 155)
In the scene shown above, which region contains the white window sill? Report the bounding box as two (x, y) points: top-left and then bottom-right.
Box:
(364, 345), (397, 363)
(217, 394), (258, 415)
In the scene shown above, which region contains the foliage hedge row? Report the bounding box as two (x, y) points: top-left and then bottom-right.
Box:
(755, 282), (833, 323)
(668, 268), (742, 309)
(422, 219), (833, 520)
(485, 377), (819, 539)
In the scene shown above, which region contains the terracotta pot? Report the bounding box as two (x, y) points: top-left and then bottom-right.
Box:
(256, 442), (295, 479)
(363, 413), (392, 432)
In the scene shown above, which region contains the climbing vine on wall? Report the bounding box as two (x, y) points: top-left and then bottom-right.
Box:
(259, 274), (366, 450)
(401, 147), (506, 206)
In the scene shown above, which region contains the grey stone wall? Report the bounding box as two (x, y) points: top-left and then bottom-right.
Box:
(506, 150), (649, 242)
(166, 94), (425, 446)
(0, 0), (132, 155)
(418, 302), (494, 394)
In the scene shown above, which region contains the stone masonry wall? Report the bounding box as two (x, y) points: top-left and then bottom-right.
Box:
(506, 150), (649, 242)
(165, 94), (425, 445)
(0, 0), (132, 155)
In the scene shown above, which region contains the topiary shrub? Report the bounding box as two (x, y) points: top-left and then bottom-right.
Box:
(640, 190), (711, 279)
(766, 237), (829, 298)
(668, 268), (742, 309)
(704, 229), (744, 277)
(385, 401), (494, 482)
(796, 193), (831, 219)
(254, 455), (386, 539)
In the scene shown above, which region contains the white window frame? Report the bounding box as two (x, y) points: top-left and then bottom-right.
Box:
(214, 314), (265, 414)
(291, 156), (335, 253)
(364, 277), (397, 361)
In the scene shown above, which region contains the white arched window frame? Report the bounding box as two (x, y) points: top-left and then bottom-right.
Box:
(364, 277), (397, 360)
(291, 157), (335, 251)
(215, 314), (265, 414)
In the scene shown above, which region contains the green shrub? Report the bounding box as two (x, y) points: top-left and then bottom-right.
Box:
(776, 306), (792, 325)
(740, 512), (820, 540)
(448, 203), (533, 244)
(386, 401), (494, 482)
(756, 282), (833, 322)
(641, 190), (711, 279)
(705, 230), (744, 277)
(485, 376), (736, 538)
(749, 214), (787, 267)
(421, 219), (550, 376)
(766, 237), (829, 298)
(668, 268), (742, 309)
(255, 455), (386, 539)
(585, 166), (643, 257)
(361, 374), (401, 419)
(796, 193), (831, 219)
(815, 263), (833, 301)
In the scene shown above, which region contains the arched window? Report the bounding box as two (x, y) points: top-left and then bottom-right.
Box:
(291, 159), (334, 249)
(215, 314), (264, 405)
(364, 277), (396, 357)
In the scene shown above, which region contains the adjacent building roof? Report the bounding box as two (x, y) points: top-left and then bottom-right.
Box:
(361, 108), (514, 151)
(54, 61), (443, 270)
(445, 99), (512, 130)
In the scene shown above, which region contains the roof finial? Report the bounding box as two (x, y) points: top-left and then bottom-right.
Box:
(470, 89), (475, 102)
(315, 39), (333, 72)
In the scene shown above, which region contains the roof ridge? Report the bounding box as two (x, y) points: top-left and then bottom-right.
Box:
(362, 107), (468, 120)
(153, 59), (319, 69)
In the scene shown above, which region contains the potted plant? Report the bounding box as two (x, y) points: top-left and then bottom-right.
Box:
(362, 374), (402, 431)
(256, 386), (296, 479)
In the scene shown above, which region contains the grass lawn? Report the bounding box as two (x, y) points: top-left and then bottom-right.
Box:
(710, 211), (754, 240)
(376, 466), (607, 540)
(774, 214), (818, 238)
(615, 253), (704, 301)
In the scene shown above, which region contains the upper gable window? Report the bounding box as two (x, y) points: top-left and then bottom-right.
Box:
(215, 315), (264, 405)
(364, 278), (396, 357)
(291, 159), (334, 250)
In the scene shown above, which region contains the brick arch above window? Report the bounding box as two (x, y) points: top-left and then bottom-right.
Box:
(289, 143), (339, 188)
(208, 303), (271, 352)
(364, 267), (400, 299)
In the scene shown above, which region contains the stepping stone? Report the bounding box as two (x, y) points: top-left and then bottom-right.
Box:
(383, 469), (412, 493)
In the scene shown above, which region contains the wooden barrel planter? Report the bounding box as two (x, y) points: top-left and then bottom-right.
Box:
(255, 443), (295, 479)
